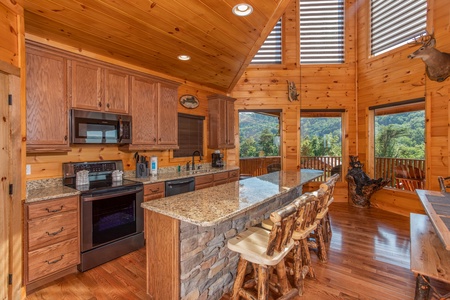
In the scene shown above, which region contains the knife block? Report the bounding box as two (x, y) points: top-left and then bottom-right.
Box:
(136, 163), (148, 178)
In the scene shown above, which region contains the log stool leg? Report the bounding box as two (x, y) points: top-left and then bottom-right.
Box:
(293, 241), (305, 296)
(231, 257), (248, 300)
(300, 238), (315, 278)
(316, 224), (328, 263)
(324, 213), (332, 243)
(414, 274), (431, 300)
(257, 264), (269, 300)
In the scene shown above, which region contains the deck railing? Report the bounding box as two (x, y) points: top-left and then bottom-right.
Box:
(375, 157), (425, 188)
(239, 156), (425, 187)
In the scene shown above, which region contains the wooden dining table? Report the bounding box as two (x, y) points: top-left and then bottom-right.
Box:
(416, 189), (450, 250)
(413, 189), (450, 299)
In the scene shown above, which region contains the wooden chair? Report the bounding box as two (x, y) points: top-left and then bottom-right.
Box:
(438, 176), (450, 193)
(227, 199), (300, 300)
(289, 193), (320, 295)
(309, 174), (339, 263)
(394, 165), (425, 191)
(267, 163), (281, 173)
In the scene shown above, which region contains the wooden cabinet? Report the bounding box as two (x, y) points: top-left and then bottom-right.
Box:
(120, 76), (179, 151)
(228, 169), (240, 182)
(195, 174), (214, 190)
(24, 196), (80, 287)
(208, 94), (236, 149)
(144, 182), (165, 201)
(26, 45), (71, 153)
(196, 169), (240, 189)
(68, 60), (129, 114)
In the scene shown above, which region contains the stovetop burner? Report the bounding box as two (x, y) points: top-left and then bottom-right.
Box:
(62, 160), (142, 194)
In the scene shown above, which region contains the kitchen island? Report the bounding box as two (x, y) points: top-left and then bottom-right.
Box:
(141, 169), (323, 300)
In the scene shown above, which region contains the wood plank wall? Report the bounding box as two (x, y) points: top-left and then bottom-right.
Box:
(24, 35), (227, 180)
(230, 0), (357, 202)
(357, 0), (449, 215)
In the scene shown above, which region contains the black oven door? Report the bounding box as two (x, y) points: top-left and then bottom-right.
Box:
(80, 186), (143, 252)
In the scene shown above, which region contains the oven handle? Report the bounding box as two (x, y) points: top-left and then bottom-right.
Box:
(82, 187), (143, 202)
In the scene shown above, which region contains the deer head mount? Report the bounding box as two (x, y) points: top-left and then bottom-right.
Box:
(408, 31), (450, 82)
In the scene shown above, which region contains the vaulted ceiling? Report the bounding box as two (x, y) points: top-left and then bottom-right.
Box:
(23, 0), (292, 92)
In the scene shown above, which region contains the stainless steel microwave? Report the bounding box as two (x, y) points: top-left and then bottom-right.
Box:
(70, 109), (132, 144)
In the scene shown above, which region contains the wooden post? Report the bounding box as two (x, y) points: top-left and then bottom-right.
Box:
(414, 274), (431, 300)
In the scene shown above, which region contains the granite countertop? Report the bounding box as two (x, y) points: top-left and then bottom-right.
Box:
(141, 169), (323, 227)
(25, 166), (239, 203)
(26, 185), (81, 203)
(126, 166), (239, 184)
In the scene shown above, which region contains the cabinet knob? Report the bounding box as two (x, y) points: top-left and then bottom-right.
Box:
(107, 103), (110, 109)
(98, 101), (102, 107)
(64, 135), (68, 141)
(154, 138), (157, 142)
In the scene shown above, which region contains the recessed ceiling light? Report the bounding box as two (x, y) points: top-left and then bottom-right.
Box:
(232, 3), (253, 16)
(178, 54), (191, 61)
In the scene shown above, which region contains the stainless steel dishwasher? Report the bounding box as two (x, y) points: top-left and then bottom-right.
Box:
(165, 177), (195, 196)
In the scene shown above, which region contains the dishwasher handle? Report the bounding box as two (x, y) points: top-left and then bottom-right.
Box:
(166, 178), (195, 186)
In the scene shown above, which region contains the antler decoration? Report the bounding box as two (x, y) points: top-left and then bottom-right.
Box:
(287, 80), (299, 102)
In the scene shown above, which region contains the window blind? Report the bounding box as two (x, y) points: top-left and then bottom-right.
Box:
(300, 0), (344, 64)
(251, 19), (282, 64)
(371, 0), (427, 56)
(173, 114), (204, 158)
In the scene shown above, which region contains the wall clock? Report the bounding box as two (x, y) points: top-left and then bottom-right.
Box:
(179, 94), (199, 109)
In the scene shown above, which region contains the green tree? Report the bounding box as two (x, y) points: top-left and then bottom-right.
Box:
(375, 124), (408, 158)
(259, 128), (279, 156)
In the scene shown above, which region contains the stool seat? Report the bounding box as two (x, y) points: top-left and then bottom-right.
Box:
(261, 218), (274, 230)
(228, 226), (294, 266)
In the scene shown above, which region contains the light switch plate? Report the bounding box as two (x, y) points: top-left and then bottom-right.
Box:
(26, 164), (31, 175)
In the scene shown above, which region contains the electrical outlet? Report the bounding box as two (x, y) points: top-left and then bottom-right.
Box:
(26, 164), (31, 175)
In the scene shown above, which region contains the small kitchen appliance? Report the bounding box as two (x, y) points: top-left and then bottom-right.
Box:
(212, 151), (224, 168)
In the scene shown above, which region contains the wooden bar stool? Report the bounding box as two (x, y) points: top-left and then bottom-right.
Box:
(309, 173), (339, 262)
(289, 193), (320, 295)
(227, 200), (300, 300)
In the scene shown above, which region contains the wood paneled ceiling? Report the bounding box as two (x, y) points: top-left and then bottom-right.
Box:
(22, 0), (292, 92)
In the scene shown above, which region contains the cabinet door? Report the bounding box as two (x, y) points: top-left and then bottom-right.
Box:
(104, 69), (129, 114)
(68, 60), (102, 111)
(225, 100), (235, 147)
(157, 82), (178, 145)
(26, 48), (69, 150)
(131, 76), (158, 145)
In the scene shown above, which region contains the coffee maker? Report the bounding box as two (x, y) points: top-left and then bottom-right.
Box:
(212, 151), (224, 168)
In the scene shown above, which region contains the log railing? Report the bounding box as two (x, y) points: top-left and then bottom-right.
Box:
(375, 157), (425, 188)
(239, 156), (425, 187)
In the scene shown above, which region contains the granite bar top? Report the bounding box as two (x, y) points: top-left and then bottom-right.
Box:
(141, 169), (323, 227)
(126, 166), (239, 184)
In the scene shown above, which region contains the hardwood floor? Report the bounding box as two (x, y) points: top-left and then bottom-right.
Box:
(25, 203), (450, 299)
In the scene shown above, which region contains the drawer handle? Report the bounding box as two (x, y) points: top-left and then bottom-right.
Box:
(46, 205), (64, 213)
(150, 188), (160, 193)
(46, 255), (64, 265)
(46, 227), (64, 237)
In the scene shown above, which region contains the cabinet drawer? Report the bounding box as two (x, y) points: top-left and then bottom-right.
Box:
(228, 170), (239, 181)
(27, 238), (79, 283)
(195, 182), (214, 191)
(28, 210), (78, 251)
(27, 196), (78, 219)
(144, 182), (165, 196)
(195, 174), (214, 185)
(213, 171), (229, 181)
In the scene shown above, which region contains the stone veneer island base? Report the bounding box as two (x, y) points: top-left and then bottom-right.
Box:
(142, 169), (323, 300)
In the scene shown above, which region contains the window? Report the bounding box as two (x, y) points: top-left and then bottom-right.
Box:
(300, 0), (344, 64)
(238, 111), (281, 176)
(300, 110), (343, 181)
(251, 19), (282, 64)
(371, 0), (427, 56)
(370, 99), (425, 190)
(173, 113), (204, 158)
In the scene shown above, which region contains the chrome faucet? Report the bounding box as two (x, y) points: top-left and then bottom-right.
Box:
(192, 150), (202, 170)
